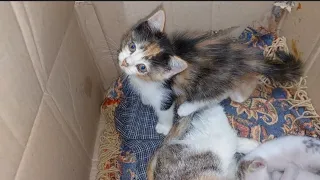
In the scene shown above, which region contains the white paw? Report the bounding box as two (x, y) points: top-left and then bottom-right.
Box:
(155, 123), (172, 135)
(141, 96), (150, 105)
(230, 92), (247, 103)
(177, 103), (196, 117)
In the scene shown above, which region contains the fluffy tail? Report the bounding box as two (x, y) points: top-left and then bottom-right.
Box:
(261, 51), (303, 84)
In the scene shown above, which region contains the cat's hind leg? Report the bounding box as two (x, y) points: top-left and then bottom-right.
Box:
(230, 75), (259, 103)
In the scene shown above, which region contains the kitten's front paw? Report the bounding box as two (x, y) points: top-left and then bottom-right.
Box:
(155, 123), (172, 135)
(230, 92), (248, 103)
(141, 98), (149, 105)
(177, 103), (196, 117)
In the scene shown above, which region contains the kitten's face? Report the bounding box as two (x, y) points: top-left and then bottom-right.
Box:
(118, 10), (187, 81)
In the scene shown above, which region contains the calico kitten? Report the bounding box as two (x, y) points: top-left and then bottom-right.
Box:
(147, 104), (259, 180)
(118, 10), (176, 135)
(118, 9), (303, 135)
(237, 135), (320, 180)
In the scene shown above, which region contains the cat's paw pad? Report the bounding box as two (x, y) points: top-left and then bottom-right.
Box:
(155, 123), (172, 135)
(177, 103), (196, 117)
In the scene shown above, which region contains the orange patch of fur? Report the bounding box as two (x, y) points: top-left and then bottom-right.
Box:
(136, 74), (152, 81)
(147, 157), (156, 180)
(173, 65), (191, 89)
(145, 43), (162, 57)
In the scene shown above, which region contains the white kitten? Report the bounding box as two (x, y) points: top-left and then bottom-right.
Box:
(239, 135), (320, 180)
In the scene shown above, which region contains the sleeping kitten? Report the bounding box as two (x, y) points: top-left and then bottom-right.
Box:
(147, 104), (260, 180)
(237, 135), (320, 180)
(118, 9), (303, 135)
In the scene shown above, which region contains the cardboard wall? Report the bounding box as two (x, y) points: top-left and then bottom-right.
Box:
(0, 2), (103, 180)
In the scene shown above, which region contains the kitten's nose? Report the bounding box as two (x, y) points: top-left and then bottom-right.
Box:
(121, 59), (128, 67)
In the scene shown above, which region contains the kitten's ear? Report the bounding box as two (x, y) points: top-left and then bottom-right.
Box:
(163, 56), (188, 79)
(248, 158), (267, 172)
(147, 9), (165, 32)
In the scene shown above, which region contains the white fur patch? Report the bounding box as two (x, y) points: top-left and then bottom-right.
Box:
(173, 104), (260, 177)
(179, 105), (238, 175)
(129, 76), (174, 135)
(177, 93), (230, 117)
(244, 135), (320, 178)
(177, 101), (216, 117)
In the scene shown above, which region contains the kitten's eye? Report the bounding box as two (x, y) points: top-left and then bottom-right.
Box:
(136, 64), (147, 73)
(128, 42), (136, 52)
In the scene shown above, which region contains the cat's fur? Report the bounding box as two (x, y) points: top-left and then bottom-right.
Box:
(147, 104), (259, 180)
(237, 135), (320, 180)
(272, 163), (320, 180)
(118, 8), (303, 135)
(271, 164), (320, 180)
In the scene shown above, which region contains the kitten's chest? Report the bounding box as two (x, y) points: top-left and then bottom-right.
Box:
(129, 76), (166, 104)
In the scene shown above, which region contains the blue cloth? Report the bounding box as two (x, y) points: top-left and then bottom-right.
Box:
(115, 77), (164, 180)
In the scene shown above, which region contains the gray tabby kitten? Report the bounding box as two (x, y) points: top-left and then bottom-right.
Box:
(237, 135), (320, 180)
(147, 104), (259, 180)
(118, 8), (303, 135)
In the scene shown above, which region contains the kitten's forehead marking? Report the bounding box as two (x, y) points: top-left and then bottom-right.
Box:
(145, 43), (162, 58)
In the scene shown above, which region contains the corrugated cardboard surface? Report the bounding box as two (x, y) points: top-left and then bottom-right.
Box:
(280, 1), (320, 112)
(0, 2), (103, 180)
